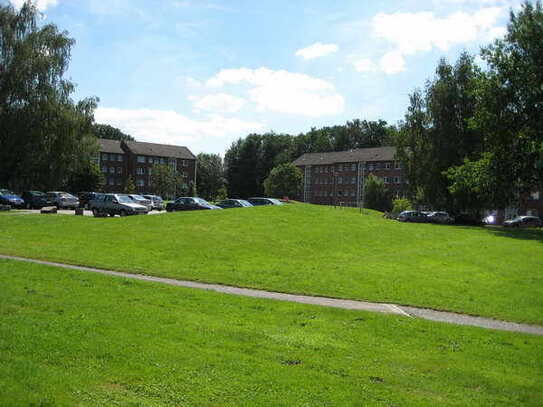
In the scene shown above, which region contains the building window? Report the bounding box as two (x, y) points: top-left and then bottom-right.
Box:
(351, 163), (356, 171)
(394, 177), (400, 184)
(383, 177), (390, 184)
(137, 156), (146, 163)
(101, 166), (107, 173)
(136, 167), (146, 175)
(350, 190), (356, 197)
(109, 167), (115, 174)
(368, 164), (374, 171)
(160, 158), (166, 165)
(136, 179), (145, 187)
(385, 162), (391, 169)
(338, 190), (343, 196)
(183, 160), (189, 167)
(395, 161), (401, 169)
(108, 177), (114, 186)
(351, 177), (356, 184)
(118, 154), (123, 162)
(116, 178), (122, 186)
(338, 176), (343, 184)
(531, 191), (540, 200)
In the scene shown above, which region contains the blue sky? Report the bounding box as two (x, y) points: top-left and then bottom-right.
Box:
(8, 0), (521, 154)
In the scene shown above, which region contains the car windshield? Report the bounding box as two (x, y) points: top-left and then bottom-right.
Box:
(60, 193), (75, 198)
(239, 200), (252, 206)
(31, 191), (46, 196)
(1, 189), (15, 195)
(117, 195), (134, 203)
(194, 198), (210, 205)
(130, 195), (145, 200)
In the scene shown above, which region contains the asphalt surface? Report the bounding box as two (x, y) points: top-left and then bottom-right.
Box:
(4, 209), (166, 216)
(1, 254), (542, 336)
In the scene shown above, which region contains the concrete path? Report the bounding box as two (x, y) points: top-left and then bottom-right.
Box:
(5, 209), (166, 217)
(2, 254), (542, 336)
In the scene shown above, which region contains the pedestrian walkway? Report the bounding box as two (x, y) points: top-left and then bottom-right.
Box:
(2, 254), (542, 336)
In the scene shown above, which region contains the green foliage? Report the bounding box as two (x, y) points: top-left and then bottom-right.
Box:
(474, 1), (543, 203)
(92, 123), (134, 142)
(124, 176), (135, 194)
(149, 164), (181, 199)
(215, 186), (228, 201)
(364, 174), (391, 212)
(396, 53), (482, 211)
(263, 163), (302, 198)
(391, 198), (412, 215)
(196, 153), (225, 200)
(0, 2), (98, 191)
(65, 162), (104, 193)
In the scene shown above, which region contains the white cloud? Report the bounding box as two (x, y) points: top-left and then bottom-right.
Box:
(353, 58), (377, 73)
(94, 107), (265, 153)
(10, 0), (58, 11)
(295, 42), (339, 60)
(205, 67), (344, 117)
(189, 93), (246, 113)
(370, 7), (505, 74)
(379, 51), (406, 74)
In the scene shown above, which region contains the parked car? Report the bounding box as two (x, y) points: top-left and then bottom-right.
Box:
(397, 210), (428, 223)
(427, 211), (454, 224)
(78, 192), (102, 209)
(216, 199), (253, 209)
(46, 191), (79, 209)
(247, 197), (284, 206)
(92, 194), (148, 217)
(166, 197), (222, 212)
(88, 193), (106, 210)
(0, 189), (25, 208)
(128, 194), (153, 211)
(143, 195), (164, 211)
(503, 215), (542, 228)
(21, 191), (50, 209)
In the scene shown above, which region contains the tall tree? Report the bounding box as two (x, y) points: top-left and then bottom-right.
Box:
(475, 0), (543, 205)
(396, 53), (482, 210)
(150, 164), (181, 199)
(0, 2), (98, 191)
(196, 153), (225, 201)
(263, 163), (302, 198)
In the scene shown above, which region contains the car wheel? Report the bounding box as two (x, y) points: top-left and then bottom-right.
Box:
(120, 210), (127, 217)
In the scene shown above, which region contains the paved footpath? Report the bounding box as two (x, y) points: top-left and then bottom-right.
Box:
(2, 254), (542, 336)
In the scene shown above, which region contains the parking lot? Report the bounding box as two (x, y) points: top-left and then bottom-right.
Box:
(5, 209), (167, 217)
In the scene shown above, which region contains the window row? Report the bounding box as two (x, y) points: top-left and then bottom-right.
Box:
(107, 177), (122, 186)
(101, 153), (124, 162)
(313, 161), (402, 174)
(102, 166), (123, 175)
(314, 190), (357, 198)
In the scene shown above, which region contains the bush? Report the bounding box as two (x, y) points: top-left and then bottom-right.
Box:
(391, 198), (412, 215)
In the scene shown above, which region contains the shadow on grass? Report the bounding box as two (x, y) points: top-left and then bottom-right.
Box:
(482, 226), (543, 243)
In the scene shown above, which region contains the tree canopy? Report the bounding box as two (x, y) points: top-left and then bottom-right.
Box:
(0, 1), (98, 191)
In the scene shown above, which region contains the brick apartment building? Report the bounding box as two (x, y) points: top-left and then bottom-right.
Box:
(97, 139), (196, 195)
(293, 146), (407, 206)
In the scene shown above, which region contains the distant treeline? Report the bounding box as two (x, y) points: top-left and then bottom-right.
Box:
(224, 120), (398, 198)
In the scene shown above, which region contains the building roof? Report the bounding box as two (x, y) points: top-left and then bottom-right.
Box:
(124, 141), (196, 160)
(98, 139), (124, 154)
(292, 146), (397, 166)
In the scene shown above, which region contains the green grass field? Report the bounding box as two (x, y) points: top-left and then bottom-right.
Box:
(1, 259), (542, 406)
(0, 204), (542, 324)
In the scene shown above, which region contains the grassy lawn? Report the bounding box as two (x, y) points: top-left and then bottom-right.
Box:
(0, 204), (542, 324)
(1, 259), (542, 406)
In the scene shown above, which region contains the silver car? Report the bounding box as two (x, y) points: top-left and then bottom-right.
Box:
(46, 191), (79, 209)
(128, 194), (153, 211)
(143, 194), (164, 211)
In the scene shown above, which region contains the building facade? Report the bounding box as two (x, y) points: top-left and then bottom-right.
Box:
(98, 139), (196, 195)
(293, 146), (406, 206)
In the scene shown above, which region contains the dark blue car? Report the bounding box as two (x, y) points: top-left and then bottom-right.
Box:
(0, 189), (25, 208)
(166, 197), (222, 212)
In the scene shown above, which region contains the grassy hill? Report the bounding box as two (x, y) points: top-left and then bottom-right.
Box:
(0, 204), (542, 324)
(1, 259), (542, 406)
